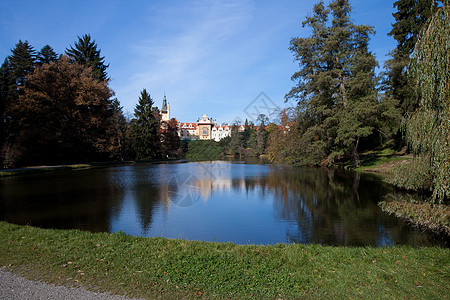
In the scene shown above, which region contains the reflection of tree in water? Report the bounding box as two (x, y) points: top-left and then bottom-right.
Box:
(0, 168), (126, 233)
(234, 167), (442, 246)
(131, 165), (168, 233)
(134, 184), (159, 232)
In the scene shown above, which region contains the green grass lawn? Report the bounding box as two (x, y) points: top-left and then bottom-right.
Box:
(0, 222), (448, 299)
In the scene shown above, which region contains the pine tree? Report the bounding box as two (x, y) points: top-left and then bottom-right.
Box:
(66, 34), (109, 81)
(8, 40), (36, 89)
(1, 41), (37, 164)
(37, 45), (58, 65)
(384, 0), (442, 116)
(0, 59), (10, 154)
(229, 126), (244, 158)
(243, 118), (250, 148)
(286, 0), (379, 167)
(109, 98), (129, 161)
(130, 89), (160, 160)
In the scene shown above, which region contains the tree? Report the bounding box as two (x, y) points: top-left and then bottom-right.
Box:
(389, 0), (442, 56)
(243, 118), (250, 148)
(109, 98), (129, 161)
(161, 118), (181, 158)
(66, 34), (109, 81)
(1, 41), (37, 164)
(384, 0), (443, 117)
(332, 13), (379, 167)
(0, 59), (10, 144)
(392, 4), (450, 203)
(2, 40), (37, 109)
(228, 125), (244, 158)
(130, 89), (160, 160)
(286, 0), (379, 167)
(37, 45), (58, 65)
(6, 56), (116, 166)
(7, 40), (36, 89)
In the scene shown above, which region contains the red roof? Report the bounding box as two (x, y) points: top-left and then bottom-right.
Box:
(179, 122), (197, 129)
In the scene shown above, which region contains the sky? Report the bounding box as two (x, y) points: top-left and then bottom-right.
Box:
(1, 0), (397, 125)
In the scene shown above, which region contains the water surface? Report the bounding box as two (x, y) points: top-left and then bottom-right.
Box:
(0, 161), (446, 247)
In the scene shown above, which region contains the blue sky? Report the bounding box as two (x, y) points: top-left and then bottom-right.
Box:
(1, 0), (397, 124)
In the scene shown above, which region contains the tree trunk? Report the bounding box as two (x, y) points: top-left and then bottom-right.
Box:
(353, 137), (360, 168)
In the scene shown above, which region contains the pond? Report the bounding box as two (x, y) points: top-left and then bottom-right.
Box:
(0, 161), (446, 247)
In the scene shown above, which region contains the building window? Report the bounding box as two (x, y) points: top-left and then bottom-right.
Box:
(203, 128), (208, 136)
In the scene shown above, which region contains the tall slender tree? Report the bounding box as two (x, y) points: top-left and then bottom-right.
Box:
(1, 41), (37, 165)
(0, 59), (10, 154)
(130, 89), (160, 159)
(66, 34), (109, 81)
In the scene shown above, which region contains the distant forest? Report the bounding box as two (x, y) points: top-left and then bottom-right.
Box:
(1, 0), (448, 203)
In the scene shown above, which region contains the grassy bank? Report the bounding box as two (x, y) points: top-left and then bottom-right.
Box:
(0, 159), (183, 178)
(380, 199), (450, 235)
(352, 149), (412, 178)
(0, 164), (92, 178)
(0, 222), (449, 299)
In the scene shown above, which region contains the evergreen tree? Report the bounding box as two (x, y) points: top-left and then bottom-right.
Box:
(130, 89), (160, 160)
(37, 45), (58, 65)
(66, 34), (109, 81)
(1, 41), (37, 163)
(8, 40), (36, 89)
(243, 118), (250, 148)
(384, 0), (442, 116)
(228, 124), (244, 158)
(255, 114), (269, 155)
(286, 0), (379, 167)
(0, 59), (10, 154)
(389, 0), (442, 56)
(110, 98), (129, 161)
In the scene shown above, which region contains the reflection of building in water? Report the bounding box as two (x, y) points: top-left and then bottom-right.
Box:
(192, 178), (233, 200)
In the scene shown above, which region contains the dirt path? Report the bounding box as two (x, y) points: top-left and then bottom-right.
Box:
(0, 268), (144, 300)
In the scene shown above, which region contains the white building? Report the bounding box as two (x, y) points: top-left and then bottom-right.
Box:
(211, 125), (232, 142)
(160, 96), (244, 142)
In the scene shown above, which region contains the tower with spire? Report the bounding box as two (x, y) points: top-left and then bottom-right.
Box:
(161, 93), (170, 122)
